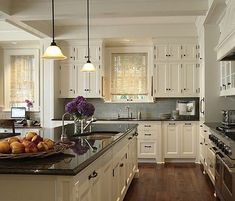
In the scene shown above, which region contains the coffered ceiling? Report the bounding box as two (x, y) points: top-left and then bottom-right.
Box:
(0, 0), (209, 40)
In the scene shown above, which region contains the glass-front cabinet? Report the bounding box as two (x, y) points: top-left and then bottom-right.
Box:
(220, 61), (235, 96)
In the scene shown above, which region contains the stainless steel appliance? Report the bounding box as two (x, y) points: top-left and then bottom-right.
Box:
(209, 127), (235, 201)
(222, 110), (235, 126)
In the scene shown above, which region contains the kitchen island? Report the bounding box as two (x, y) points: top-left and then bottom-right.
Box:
(0, 123), (138, 201)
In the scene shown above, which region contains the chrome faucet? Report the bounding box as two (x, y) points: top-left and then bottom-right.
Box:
(81, 116), (97, 133)
(61, 112), (72, 142)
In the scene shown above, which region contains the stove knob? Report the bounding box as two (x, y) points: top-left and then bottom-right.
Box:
(216, 140), (221, 146)
(224, 146), (232, 156)
(218, 141), (224, 149)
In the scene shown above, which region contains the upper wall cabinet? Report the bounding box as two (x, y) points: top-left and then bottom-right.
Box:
(58, 40), (103, 99)
(153, 40), (199, 98)
(154, 43), (197, 62)
(220, 61), (235, 96)
(63, 45), (101, 63)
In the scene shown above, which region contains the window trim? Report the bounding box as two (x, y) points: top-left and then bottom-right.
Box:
(4, 49), (40, 111)
(105, 46), (153, 102)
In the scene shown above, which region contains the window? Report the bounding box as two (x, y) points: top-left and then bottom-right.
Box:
(107, 47), (152, 102)
(4, 49), (39, 111)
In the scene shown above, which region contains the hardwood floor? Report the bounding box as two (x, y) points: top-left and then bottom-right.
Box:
(124, 163), (218, 201)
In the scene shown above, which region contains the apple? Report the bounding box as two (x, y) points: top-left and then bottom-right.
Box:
(25, 132), (37, 141)
(37, 142), (49, 152)
(0, 141), (11, 153)
(10, 142), (25, 154)
(31, 135), (43, 145)
(43, 138), (55, 149)
(8, 137), (20, 145)
(25, 142), (38, 153)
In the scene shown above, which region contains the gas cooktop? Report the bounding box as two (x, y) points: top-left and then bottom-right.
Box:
(216, 126), (235, 141)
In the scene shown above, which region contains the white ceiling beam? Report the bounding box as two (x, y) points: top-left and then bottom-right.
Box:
(11, 0), (208, 21)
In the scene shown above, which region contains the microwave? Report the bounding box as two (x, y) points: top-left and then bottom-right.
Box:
(222, 110), (235, 126)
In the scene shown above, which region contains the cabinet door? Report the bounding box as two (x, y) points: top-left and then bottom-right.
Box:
(154, 63), (168, 96)
(181, 44), (197, 61)
(138, 140), (157, 158)
(101, 162), (112, 201)
(164, 122), (180, 158)
(112, 163), (120, 201)
(199, 126), (205, 165)
(180, 122), (196, 158)
(168, 44), (181, 61)
(91, 173), (102, 201)
(76, 179), (92, 201)
(154, 44), (168, 61)
(85, 65), (101, 98)
(168, 63), (181, 96)
(76, 64), (87, 96)
(59, 64), (76, 98)
(181, 63), (198, 96)
(75, 46), (100, 63)
(119, 151), (127, 198)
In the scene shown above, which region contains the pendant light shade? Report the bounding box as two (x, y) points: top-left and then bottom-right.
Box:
(42, 0), (67, 60)
(81, 0), (95, 72)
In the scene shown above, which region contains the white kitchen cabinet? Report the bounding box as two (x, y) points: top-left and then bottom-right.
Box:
(181, 122), (196, 158)
(154, 43), (197, 62)
(163, 121), (197, 159)
(181, 63), (200, 96)
(58, 63), (102, 98)
(220, 61), (235, 96)
(62, 45), (101, 63)
(59, 64), (76, 98)
(154, 63), (200, 97)
(154, 44), (181, 61)
(181, 44), (197, 61)
(153, 63), (181, 97)
(137, 122), (162, 162)
(76, 63), (102, 98)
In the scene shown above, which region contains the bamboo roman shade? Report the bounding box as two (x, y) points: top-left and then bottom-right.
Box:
(111, 53), (148, 95)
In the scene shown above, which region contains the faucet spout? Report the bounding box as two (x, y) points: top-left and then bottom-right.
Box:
(61, 112), (71, 142)
(81, 116), (97, 133)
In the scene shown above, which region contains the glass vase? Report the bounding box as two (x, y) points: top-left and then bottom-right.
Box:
(74, 119), (82, 135)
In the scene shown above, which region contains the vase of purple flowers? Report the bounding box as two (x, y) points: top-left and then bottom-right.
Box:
(25, 99), (33, 126)
(65, 96), (95, 134)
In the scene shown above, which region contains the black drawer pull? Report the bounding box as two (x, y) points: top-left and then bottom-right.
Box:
(144, 125), (151, 127)
(200, 142), (203, 145)
(144, 145), (152, 148)
(185, 123), (191, 125)
(144, 134), (152, 136)
(128, 137), (133, 140)
(88, 171), (98, 180)
(133, 133), (138, 136)
(119, 163), (124, 167)
(169, 123), (175, 125)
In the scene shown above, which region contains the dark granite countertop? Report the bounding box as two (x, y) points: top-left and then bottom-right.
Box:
(52, 117), (199, 122)
(0, 123), (138, 176)
(0, 132), (21, 139)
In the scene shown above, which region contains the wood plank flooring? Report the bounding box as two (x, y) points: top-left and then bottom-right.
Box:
(124, 163), (219, 201)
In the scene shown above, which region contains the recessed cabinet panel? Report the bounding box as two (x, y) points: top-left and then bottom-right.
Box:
(181, 124), (196, 157)
(181, 44), (197, 61)
(164, 123), (180, 158)
(154, 63), (168, 96)
(168, 63), (181, 95)
(59, 64), (76, 98)
(168, 44), (181, 61)
(75, 46), (100, 62)
(155, 44), (168, 61)
(138, 141), (157, 158)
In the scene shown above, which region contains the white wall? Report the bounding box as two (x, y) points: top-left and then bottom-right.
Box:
(56, 23), (198, 40)
(204, 24), (235, 122)
(0, 47), (3, 107)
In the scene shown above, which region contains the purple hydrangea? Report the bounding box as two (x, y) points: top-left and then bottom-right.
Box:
(25, 99), (33, 108)
(65, 96), (95, 117)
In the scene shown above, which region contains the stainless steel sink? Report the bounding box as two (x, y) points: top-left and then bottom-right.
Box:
(76, 131), (120, 140)
(115, 117), (138, 121)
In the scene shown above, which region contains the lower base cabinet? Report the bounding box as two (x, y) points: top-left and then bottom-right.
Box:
(74, 131), (138, 201)
(163, 121), (198, 159)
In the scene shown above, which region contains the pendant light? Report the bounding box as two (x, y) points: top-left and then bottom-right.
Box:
(42, 0), (67, 60)
(81, 0), (95, 72)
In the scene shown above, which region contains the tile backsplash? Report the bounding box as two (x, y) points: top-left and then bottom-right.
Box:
(63, 98), (199, 119)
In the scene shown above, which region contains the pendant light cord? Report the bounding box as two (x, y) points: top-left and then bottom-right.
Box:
(52, 0), (55, 44)
(87, 0), (90, 61)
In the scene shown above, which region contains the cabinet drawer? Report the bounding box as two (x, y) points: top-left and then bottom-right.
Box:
(138, 123), (160, 131)
(138, 140), (157, 158)
(138, 130), (157, 139)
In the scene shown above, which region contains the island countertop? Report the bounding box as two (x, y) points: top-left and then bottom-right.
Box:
(0, 123), (138, 176)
